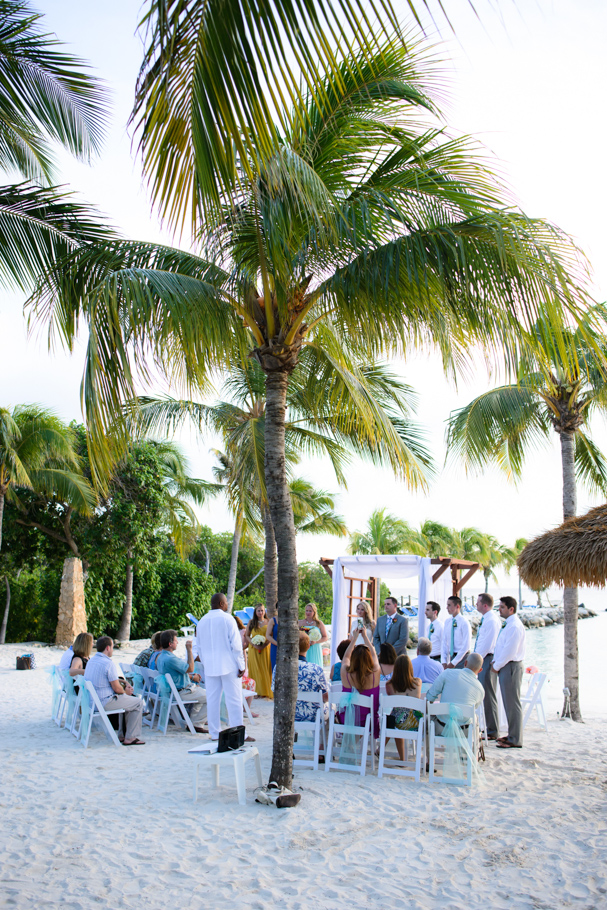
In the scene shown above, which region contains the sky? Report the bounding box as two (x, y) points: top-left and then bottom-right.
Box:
(2, 0), (606, 600)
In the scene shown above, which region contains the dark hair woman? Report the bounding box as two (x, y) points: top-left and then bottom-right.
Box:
(244, 604), (273, 698)
(386, 654), (422, 760)
(378, 642), (397, 682)
(339, 626), (381, 738)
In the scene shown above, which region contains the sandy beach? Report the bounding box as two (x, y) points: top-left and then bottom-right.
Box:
(1, 639), (606, 910)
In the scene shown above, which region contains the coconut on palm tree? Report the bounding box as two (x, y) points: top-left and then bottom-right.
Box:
(31, 24), (591, 786)
(446, 307), (607, 720)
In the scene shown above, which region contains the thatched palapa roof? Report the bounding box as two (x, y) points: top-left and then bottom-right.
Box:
(518, 503), (607, 589)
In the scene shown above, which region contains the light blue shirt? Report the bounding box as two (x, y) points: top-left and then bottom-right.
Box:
(156, 651), (190, 690)
(84, 652), (119, 705)
(426, 668), (484, 709)
(411, 654), (442, 684)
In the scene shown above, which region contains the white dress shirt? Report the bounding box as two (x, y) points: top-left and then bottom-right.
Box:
(441, 614), (471, 666)
(428, 618), (444, 658)
(492, 614), (526, 672)
(196, 608), (245, 677)
(426, 668), (485, 708)
(474, 609), (502, 658)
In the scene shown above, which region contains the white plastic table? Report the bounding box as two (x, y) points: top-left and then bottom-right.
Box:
(190, 744), (263, 806)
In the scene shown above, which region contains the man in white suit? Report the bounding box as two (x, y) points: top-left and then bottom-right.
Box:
(196, 592), (252, 742)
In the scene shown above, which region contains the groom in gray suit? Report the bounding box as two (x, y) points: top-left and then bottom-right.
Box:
(372, 597), (409, 656)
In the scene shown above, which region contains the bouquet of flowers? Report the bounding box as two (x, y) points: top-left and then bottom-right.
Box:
(251, 634), (266, 649)
(308, 627), (321, 643)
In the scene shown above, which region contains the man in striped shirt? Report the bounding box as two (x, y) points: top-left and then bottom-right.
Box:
(84, 636), (145, 745)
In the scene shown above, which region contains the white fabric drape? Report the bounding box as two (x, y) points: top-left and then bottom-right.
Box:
(330, 555), (434, 664)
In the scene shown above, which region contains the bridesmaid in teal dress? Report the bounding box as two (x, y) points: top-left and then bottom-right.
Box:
(299, 603), (328, 668)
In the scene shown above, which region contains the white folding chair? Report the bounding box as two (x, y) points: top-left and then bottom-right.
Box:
(293, 691), (326, 771)
(242, 688), (255, 725)
(330, 682), (343, 697)
(522, 672), (548, 732)
(52, 668), (69, 726)
(78, 680), (126, 748)
(138, 667), (162, 728)
(159, 675), (198, 735)
(325, 691), (375, 776)
(476, 700), (488, 743)
(377, 694), (425, 781)
(427, 703), (477, 787)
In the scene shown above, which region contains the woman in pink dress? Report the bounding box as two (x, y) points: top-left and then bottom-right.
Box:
(339, 625), (380, 738)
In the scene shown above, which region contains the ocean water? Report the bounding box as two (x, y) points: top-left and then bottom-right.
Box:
(524, 608), (607, 718)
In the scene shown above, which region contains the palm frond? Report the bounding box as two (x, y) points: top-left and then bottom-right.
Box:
(575, 431), (607, 498)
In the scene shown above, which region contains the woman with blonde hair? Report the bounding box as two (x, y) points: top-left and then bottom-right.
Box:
(69, 632), (93, 676)
(244, 604), (273, 698)
(350, 601), (375, 636)
(298, 602), (328, 667)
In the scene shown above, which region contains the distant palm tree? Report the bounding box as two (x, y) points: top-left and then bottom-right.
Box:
(0, 404), (95, 642)
(349, 509), (419, 555)
(447, 307), (607, 720)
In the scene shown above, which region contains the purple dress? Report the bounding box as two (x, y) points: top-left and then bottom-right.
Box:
(340, 671), (380, 739)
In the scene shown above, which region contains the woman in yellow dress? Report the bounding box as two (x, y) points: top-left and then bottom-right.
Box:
(244, 604), (273, 699)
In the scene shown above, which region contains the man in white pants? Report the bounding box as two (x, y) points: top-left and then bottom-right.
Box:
(196, 593), (253, 741)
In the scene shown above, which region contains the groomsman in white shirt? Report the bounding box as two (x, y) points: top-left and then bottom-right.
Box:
(474, 593), (502, 739)
(441, 596), (471, 669)
(492, 596), (526, 749)
(425, 602), (443, 662)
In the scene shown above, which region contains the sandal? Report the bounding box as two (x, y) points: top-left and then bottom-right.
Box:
(496, 741), (522, 749)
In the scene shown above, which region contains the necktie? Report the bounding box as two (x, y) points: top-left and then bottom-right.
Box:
(386, 615), (393, 638)
(429, 623), (434, 636)
(474, 617), (483, 650)
(450, 620), (456, 659)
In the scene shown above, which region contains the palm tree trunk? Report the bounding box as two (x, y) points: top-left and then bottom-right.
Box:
(117, 548), (134, 642)
(0, 575), (10, 644)
(265, 370), (299, 789)
(262, 503), (278, 614)
(560, 430), (581, 720)
(227, 511), (243, 611)
(0, 490), (4, 550)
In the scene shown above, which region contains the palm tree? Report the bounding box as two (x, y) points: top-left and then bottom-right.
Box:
(32, 26), (591, 787)
(130, 353), (431, 610)
(0, 404), (95, 642)
(0, 1), (111, 290)
(446, 307), (607, 721)
(349, 508), (421, 555)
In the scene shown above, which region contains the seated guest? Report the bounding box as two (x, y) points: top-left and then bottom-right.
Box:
(378, 642), (397, 682)
(58, 643), (74, 671)
(84, 636), (145, 745)
(156, 629), (208, 732)
(69, 632), (93, 677)
(148, 633), (165, 670)
(330, 639), (350, 682)
(340, 626), (381, 739)
(425, 652), (485, 734)
(272, 631), (329, 721)
(411, 637), (442, 684)
(133, 631), (163, 667)
(386, 654), (422, 759)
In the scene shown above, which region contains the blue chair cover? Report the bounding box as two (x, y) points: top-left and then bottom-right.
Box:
(441, 704), (480, 784)
(131, 670), (145, 697)
(46, 666), (63, 717)
(338, 690), (362, 766)
(154, 674), (172, 729)
(79, 681), (92, 739)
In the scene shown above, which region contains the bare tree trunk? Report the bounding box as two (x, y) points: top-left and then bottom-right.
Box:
(62, 506), (80, 557)
(117, 548), (134, 642)
(559, 430), (582, 720)
(0, 575), (10, 644)
(265, 371), (299, 789)
(484, 571), (489, 594)
(262, 503), (278, 614)
(227, 511), (243, 611)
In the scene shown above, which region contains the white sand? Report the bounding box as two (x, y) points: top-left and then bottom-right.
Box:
(1, 639), (606, 910)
